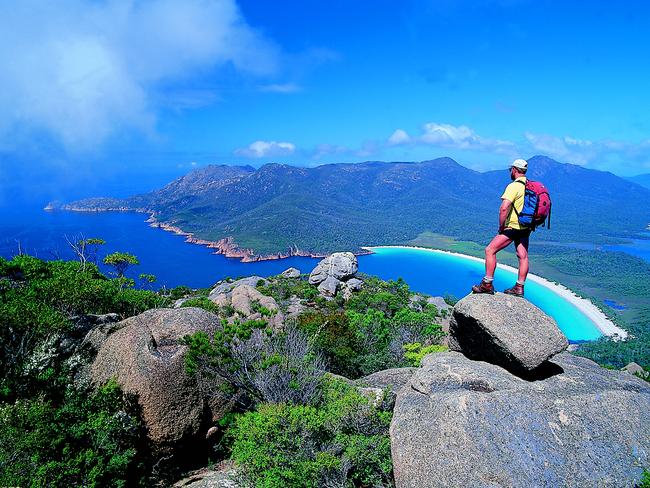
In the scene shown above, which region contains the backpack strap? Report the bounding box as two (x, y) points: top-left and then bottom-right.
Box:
(511, 180), (526, 216)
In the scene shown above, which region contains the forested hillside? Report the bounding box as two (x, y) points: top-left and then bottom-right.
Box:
(63, 155), (650, 256)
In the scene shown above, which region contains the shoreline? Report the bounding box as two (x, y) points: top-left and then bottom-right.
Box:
(362, 245), (628, 340)
(59, 206), (374, 262)
(145, 214), (338, 262)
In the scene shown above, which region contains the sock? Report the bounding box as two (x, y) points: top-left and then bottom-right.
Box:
(483, 276), (494, 282)
(516, 280), (525, 286)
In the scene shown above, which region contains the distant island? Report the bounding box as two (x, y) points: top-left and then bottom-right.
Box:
(57, 155), (650, 261)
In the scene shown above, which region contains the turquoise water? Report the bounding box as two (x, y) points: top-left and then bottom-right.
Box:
(358, 247), (603, 342)
(1, 203), (605, 342)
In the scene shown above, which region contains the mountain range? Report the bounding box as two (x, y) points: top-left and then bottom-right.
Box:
(61, 155), (650, 260)
(628, 173), (650, 190)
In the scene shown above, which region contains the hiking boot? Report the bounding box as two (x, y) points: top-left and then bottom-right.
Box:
(503, 283), (524, 297)
(471, 279), (494, 294)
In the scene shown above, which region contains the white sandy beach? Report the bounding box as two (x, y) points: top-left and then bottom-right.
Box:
(362, 245), (628, 340)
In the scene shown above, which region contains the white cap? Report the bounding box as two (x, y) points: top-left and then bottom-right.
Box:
(511, 158), (528, 171)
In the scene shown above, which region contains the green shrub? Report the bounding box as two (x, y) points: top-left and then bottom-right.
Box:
(103, 252), (139, 278)
(180, 297), (220, 314)
(0, 379), (146, 488)
(184, 322), (325, 406)
(257, 277), (319, 302)
(403, 343), (449, 367)
(443, 293), (458, 306)
(346, 277), (411, 316)
(228, 377), (393, 488)
(295, 277), (446, 378)
(0, 254), (167, 401)
(298, 310), (362, 378)
(166, 285), (193, 300)
(639, 469), (650, 488)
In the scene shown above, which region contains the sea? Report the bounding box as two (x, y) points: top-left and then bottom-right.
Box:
(3, 184), (648, 342)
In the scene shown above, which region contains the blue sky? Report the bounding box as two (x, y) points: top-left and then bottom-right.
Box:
(2, 0), (650, 201)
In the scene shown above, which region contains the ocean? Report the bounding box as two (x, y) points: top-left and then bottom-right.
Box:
(2, 198), (618, 341)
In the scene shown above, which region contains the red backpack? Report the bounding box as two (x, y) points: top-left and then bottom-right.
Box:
(514, 180), (552, 229)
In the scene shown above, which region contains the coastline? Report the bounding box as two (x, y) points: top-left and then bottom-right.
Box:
(55, 205), (370, 262)
(145, 213), (337, 262)
(363, 245), (628, 340)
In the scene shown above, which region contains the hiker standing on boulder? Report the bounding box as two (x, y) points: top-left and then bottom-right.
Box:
(472, 158), (531, 297)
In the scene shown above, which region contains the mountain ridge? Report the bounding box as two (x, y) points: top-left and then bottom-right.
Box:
(59, 155), (650, 261)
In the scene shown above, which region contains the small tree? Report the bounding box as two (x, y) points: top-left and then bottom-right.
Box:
(66, 235), (105, 270)
(103, 252), (139, 278)
(138, 273), (156, 290)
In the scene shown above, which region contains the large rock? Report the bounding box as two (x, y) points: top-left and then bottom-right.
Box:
(308, 252), (358, 285)
(449, 293), (568, 372)
(231, 285), (279, 317)
(356, 367), (416, 396)
(622, 362), (648, 379)
(91, 308), (232, 456)
(317, 275), (340, 297)
(340, 277), (364, 300)
(209, 276), (266, 299)
(280, 267), (301, 278)
(173, 464), (239, 487)
(390, 351), (650, 488)
(210, 284), (284, 329)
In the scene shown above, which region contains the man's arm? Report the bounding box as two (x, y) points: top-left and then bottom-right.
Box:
(499, 199), (512, 232)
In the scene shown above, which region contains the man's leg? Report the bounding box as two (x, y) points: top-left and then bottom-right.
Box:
(484, 233), (513, 279)
(473, 233), (513, 293)
(515, 240), (529, 284)
(504, 231), (530, 296)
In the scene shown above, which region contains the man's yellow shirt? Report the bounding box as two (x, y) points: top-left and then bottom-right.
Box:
(501, 176), (527, 230)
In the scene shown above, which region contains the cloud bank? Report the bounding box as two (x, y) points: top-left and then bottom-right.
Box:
(0, 0), (279, 150)
(385, 123), (650, 173)
(388, 122), (518, 156)
(235, 140), (296, 158)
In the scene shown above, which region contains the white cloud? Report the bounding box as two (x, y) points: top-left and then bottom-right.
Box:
(523, 132), (650, 173)
(0, 0), (279, 150)
(388, 122), (517, 155)
(235, 140), (296, 158)
(388, 129), (410, 145)
(524, 132), (597, 164)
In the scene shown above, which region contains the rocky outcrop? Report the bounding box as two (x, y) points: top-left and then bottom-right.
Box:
(356, 367), (417, 409)
(425, 296), (450, 313)
(210, 283), (283, 329)
(391, 351), (650, 488)
(173, 464), (239, 487)
(280, 267), (301, 278)
(209, 276), (267, 298)
(449, 293), (568, 372)
(90, 308), (233, 457)
(356, 367), (416, 396)
(26, 313), (123, 386)
(308, 252), (363, 299)
(622, 362), (648, 379)
(285, 296), (307, 318)
(340, 277), (363, 300)
(317, 275), (340, 297)
(309, 252), (358, 284)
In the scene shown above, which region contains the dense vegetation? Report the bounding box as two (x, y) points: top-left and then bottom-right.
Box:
(0, 253), (166, 487)
(182, 274), (446, 487)
(0, 252), (447, 486)
(2, 249), (648, 486)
